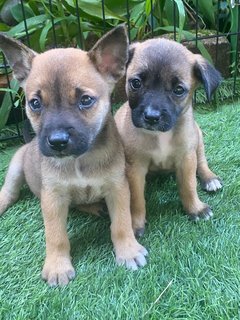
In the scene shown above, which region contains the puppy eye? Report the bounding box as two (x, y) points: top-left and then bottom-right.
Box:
(130, 78), (142, 90)
(173, 85), (185, 96)
(79, 95), (95, 109)
(29, 98), (42, 111)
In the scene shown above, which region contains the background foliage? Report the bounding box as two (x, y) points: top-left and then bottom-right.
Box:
(0, 0), (239, 131)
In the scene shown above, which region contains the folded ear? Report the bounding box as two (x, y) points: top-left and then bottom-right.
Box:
(88, 25), (129, 84)
(127, 42), (139, 68)
(193, 55), (222, 101)
(0, 33), (36, 86)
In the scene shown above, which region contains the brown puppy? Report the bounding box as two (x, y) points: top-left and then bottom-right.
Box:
(115, 38), (223, 237)
(0, 26), (147, 286)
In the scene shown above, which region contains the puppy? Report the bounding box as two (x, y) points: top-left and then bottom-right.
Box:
(0, 26), (147, 286)
(115, 38), (223, 236)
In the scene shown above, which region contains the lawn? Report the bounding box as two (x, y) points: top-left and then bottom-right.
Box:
(0, 102), (239, 320)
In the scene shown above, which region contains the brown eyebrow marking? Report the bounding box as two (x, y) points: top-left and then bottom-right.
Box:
(75, 87), (84, 99)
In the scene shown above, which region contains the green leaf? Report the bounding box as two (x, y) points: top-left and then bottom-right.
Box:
(145, 0), (154, 16)
(105, 0), (139, 16)
(0, 79), (19, 131)
(61, 0), (79, 15)
(27, 0), (42, 15)
(6, 15), (48, 38)
(191, 0), (215, 27)
(0, 0), (5, 10)
(229, 6), (238, 68)
(173, 0), (186, 41)
(39, 15), (76, 51)
(130, 1), (145, 26)
(144, 26), (213, 63)
(196, 41), (213, 64)
(66, 0), (126, 21)
(10, 3), (35, 23)
(130, 1), (148, 40)
(0, 23), (10, 32)
(39, 20), (54, 52)
(164, 1), (175, 26)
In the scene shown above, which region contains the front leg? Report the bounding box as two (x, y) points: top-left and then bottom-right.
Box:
(41, 189), (75, 286)
(176, 151), (213, 221)
(106, 177), (148, 270)
(196, 125), (223, 192)
(127, 164), (148, 237)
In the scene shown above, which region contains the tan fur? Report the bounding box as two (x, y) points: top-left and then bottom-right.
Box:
(0, 27), (147, 286)
(115, 38), (222, 235)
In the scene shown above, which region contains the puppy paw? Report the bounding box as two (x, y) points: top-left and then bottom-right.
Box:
(201, 177), (223, 192)
(115, 239), (148, 271)
(188, 206), (213, 222)
(42, 256), (75, 287)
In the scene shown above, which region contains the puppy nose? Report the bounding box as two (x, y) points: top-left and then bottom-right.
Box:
(47, 130), (70, 151)
(143, 109), (160, 124)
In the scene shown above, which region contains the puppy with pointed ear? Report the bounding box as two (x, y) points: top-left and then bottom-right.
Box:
(115, 38), (223, 236)
(0, 25), (148, 286)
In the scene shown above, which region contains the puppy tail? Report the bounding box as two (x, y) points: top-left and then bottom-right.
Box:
(0, 145), (27, 215)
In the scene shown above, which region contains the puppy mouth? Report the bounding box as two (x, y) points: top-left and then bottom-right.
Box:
(49, 150), (78, 158)
(132, 116), (175, 132)
(143, 122), (173, 132)
(40, 147), (88, 158)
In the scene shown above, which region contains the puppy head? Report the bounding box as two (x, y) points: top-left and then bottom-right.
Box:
(126, 39), (222, 132)
(0, 25), (128, 157)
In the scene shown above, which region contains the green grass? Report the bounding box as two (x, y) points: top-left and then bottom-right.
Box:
(0, 102), (240, 320)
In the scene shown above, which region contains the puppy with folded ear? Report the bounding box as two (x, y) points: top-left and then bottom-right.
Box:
(115, 38), (223, 237)
(0, 26), (148, 286)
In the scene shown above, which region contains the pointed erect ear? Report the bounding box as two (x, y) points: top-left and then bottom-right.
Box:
(193, 55), (222, 101)
(0, 33), (36, 86)
(88, 25), (129, 83)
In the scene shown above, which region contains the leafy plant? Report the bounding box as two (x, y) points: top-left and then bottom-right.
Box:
(0, 0), (238, 133)
(0, 79), (20, 131)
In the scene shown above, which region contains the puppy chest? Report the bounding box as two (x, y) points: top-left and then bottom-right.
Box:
(70, 184), (105, 204)
(149, 150), (174, 171)
(148, 135), (175, 170)
(51, 175), (106, 204)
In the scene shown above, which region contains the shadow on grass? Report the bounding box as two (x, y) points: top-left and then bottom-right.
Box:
(69, 211), (111, 264)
